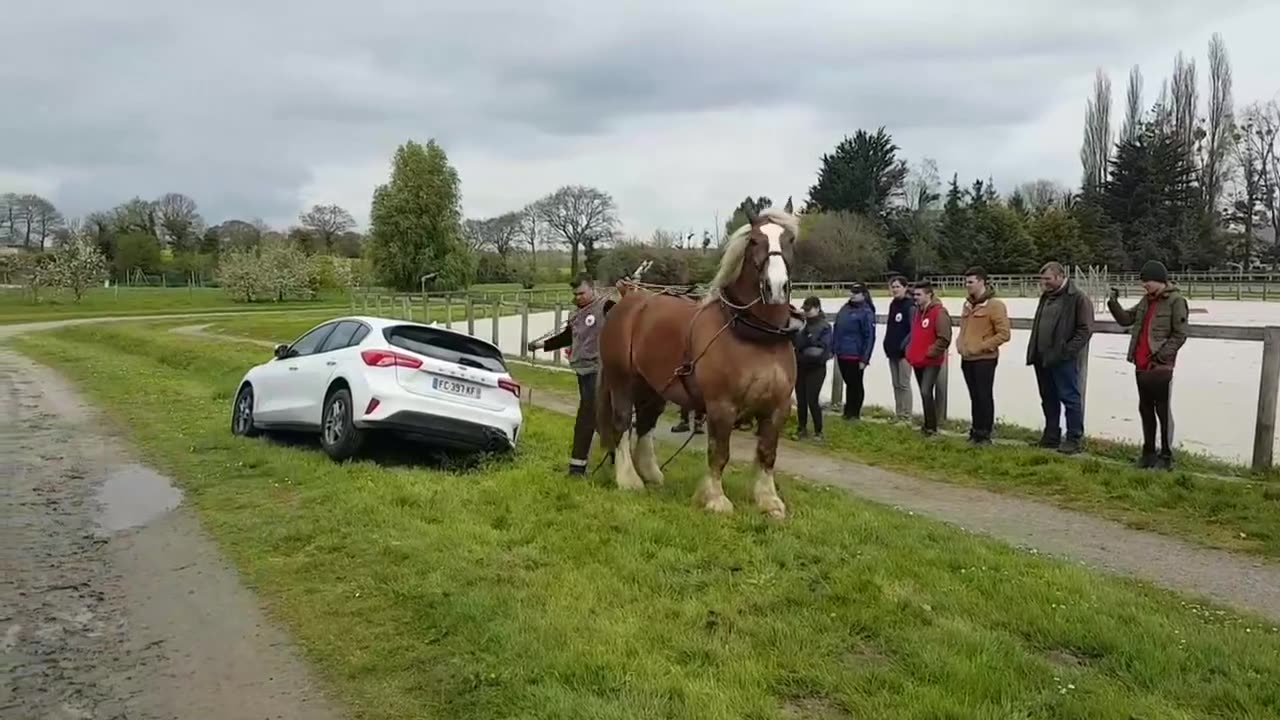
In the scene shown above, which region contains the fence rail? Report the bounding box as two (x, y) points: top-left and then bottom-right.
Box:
(352, 288), (1280, 472)
(825, 315), (1280, 472)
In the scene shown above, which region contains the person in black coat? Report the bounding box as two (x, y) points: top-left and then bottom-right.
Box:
(793, 296), (834, 440)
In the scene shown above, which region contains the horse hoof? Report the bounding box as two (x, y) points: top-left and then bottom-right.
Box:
(702, 495), (735, 514)
(758, 497), (787, 520)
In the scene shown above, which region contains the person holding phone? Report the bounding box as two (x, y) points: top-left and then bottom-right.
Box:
(1107, 260), (1189, 470)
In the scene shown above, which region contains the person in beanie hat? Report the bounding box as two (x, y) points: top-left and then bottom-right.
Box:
(529, 274), (615, 475)
(1108, 259), (1189, 470)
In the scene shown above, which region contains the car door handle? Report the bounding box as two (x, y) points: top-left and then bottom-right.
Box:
(288, 366), (299, 371)
(325, 361), (336, 366)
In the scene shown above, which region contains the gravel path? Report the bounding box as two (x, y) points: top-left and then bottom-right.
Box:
(0, 334), (342, 719)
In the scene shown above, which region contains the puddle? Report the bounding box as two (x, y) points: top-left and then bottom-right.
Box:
(93, 464), (183, 535)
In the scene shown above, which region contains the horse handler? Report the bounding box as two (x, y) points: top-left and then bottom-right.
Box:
(528, 274), (615, 476)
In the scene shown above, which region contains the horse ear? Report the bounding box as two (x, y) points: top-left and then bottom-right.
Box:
(784, 196), (794, 214)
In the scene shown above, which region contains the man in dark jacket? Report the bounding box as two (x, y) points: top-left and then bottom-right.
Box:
(793, 296), (833, 440)
(1108, 260), (1189, 470)
(529, 274), (615, 475)
(832, 282), (876, 420)
(882, 275), (915, 421)
(1026, 261), (1094, 455)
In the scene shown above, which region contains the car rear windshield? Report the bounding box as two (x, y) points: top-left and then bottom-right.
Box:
(383, 325), (508, 373)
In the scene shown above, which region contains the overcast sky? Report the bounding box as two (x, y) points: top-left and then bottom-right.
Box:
(2, 1), (1278, 239)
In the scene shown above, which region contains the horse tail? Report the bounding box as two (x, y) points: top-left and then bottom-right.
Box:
(595, 368), (618, 452)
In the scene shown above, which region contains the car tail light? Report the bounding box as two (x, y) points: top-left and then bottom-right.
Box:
(361, 349), (423, 369)
(498, 378), (521, 399)
(365, 398), (380, 415)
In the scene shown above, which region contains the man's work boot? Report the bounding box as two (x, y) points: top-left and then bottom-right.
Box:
(1136, 452), (1158, 469)
(1033, 431), (1060, 449)
(671, 420), (690, 433)
(1057, 437), (1082, 456)
(1156, 452), (1174, 471)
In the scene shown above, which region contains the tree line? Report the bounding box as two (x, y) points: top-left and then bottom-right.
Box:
(5, 32), (1277, 301)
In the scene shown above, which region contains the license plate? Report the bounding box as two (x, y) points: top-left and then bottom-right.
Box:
(432, 376), (481, 399)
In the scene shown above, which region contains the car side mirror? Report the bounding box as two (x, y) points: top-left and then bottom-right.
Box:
(273, 343), (291, 360)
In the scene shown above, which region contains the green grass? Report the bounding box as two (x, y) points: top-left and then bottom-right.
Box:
(194, 314), (1280, 559)
(499, 362), (1280, 559)
(11, 322), (1280, 718)
(0, 286), (354, 324)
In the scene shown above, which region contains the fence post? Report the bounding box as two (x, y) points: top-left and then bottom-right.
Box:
(403, 296), (411, 321)
(466, 298), (476, 336)
(423, 295), (430, 323)
(1251, 327), (1280, 472)
(491, 301), (501, 345)
(1076, 339), (1091, 422)
(520, 303), (530, 360)
(444, 295), (453, 329)
(553, 302), (564, 366)
(936, 360), (949, 423)
(829, 360), (844, 409)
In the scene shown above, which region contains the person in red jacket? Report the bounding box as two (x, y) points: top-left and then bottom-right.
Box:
(904, 281), (953, 436)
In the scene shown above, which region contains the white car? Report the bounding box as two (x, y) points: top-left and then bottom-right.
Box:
(230, 315), (523, 460)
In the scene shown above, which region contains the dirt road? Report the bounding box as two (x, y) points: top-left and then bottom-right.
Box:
(0, 341), (343, 719)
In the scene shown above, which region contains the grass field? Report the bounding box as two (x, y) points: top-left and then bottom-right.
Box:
(0, 286), (355, 324)
(198, 314), (1280, 560)
(11, 322), (1280, 718)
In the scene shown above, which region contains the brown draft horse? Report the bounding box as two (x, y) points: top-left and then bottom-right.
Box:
(596, 200), (801, 518)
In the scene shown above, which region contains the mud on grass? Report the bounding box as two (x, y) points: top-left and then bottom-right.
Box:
(14, 323), (1280, 719)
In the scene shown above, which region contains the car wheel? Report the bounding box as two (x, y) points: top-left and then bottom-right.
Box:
(231, 385), (260, 438)
(321, 388), (364, 461)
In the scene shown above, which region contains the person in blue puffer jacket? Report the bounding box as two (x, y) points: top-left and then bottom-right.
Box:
(832, 282), (877, 420)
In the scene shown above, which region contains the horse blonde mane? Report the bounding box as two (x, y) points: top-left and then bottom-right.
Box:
(706, 206), (801, 300)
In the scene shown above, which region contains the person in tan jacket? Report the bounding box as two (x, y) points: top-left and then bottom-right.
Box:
(958, 266), (1011, 444)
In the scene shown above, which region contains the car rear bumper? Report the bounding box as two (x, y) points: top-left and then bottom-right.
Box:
(362, 410), (517, 453)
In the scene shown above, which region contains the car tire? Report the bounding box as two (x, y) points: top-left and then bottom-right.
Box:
(231, 385), (261, 438)
(321, 387), (364, 461)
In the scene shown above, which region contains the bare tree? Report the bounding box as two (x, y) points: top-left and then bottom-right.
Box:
(1250, 101), (1280, 250)
(1232, 104), (1269, 264)
(534, 185), (619, 276)
(463, 212), (523, 257)
(156, 192), (205, 252)
(905, 157), (941, 211)
(1170, 51), (1199, 168)
(650, 229), (681, 248)
(1080, 69), (1113, 193)
(1202, 33), (1234, 215)
(1120, 65), (1144, 143)
(31, 198), (65, 249)
(0, 193), (16, 246)
(1015, 179), (1069, 213)
(113, 198), (158, 238)
(298, 203), (356, 253)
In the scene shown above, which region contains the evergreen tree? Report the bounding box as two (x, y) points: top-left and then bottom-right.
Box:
(806, 127), (908, 219)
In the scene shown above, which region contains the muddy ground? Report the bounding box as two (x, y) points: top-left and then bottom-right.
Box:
(0, 347), (342, 720)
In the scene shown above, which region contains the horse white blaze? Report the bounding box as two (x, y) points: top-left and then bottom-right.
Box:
(760, 222), (789, 304)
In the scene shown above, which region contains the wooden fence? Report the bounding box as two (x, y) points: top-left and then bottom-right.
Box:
(352, 288), (1280, 472)
(828, 315), (1280, 472)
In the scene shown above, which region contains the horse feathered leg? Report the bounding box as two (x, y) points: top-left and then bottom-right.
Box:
(695, 403), (735, 513)
(753, 406), (788, 520)
(632, 384), (666, 487)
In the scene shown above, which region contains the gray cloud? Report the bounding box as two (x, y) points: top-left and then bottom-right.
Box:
(0, 0), (1275, 232)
